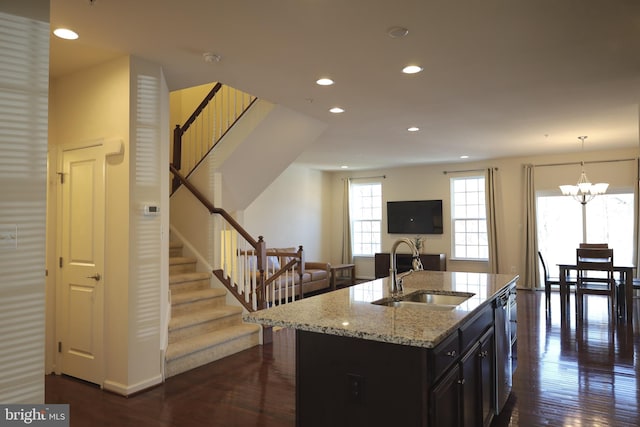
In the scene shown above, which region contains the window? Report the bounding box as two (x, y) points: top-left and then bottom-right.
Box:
(537, 191), (634, 271)
(350, 182), (382, 256)
(451, 176), (488, 260)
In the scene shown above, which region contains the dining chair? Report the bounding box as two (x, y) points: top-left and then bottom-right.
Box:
(538, 251), (575, 312)
(575, 248), (617, 320)
(579, 243), (609, 248)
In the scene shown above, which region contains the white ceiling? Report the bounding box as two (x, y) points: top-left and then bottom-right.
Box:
(50, 0), (640, 171)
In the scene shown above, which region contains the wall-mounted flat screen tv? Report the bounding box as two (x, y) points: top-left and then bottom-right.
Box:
(387, 200), (443, 234)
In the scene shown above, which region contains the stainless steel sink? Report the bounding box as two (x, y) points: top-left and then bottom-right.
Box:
(371, 290), (473, 309)
(402, 290), (472, 305)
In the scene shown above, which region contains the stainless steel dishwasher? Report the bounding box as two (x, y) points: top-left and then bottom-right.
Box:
(494, 286), (516, 413)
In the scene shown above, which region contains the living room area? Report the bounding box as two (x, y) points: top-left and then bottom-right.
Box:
(4, 2), (640, 425)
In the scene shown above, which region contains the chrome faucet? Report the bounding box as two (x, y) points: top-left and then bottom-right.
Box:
(389, 238), (424, 297)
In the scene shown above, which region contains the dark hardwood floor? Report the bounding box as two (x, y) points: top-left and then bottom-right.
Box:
(46, 291), (640, 426)
(46, 330), (296, 427)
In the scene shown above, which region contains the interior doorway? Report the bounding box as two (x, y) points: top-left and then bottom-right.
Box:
(56, 143), (105, 386)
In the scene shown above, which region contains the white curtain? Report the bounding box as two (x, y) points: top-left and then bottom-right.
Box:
(522, 164), (539, 289)
(634, 158), (640, 278)
(341, 178), (352, 264)
(486, 168), (500, 273)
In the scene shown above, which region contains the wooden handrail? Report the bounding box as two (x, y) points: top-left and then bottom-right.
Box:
(170, 82), (256, 194)
(181, 82), (223, 133)
(170, 165), (305, 312)
(170, 83), (222, 193)
(170, 164), (259, 248)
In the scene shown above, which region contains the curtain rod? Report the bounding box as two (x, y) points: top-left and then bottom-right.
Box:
(442, 167), (497, 175)
(344, 175), (386, 180)
(533, 157), (636, 168)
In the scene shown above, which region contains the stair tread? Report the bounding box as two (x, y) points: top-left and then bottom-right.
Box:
(169, 271), (211, 284)
(170, 241), (183, 249)
(169, 305), (243, 330)
(171, 288), (226, 304)
(166, 323), (261, 361)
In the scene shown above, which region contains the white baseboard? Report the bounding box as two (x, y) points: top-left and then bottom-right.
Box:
(103, 374), (163, 396)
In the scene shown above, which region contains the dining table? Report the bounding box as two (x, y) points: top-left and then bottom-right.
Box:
(558, 263), (634, 324)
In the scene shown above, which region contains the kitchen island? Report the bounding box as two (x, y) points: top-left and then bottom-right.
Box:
(245, 270), (518, 427)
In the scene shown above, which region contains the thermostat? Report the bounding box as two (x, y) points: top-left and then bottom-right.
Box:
(143, 205), (160, 216)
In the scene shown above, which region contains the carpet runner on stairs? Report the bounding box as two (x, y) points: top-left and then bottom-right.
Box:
(165, 242), (260, 378)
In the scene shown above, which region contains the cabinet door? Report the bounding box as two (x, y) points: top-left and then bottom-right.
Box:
(431, 362), (461, 427)
(461, 328), (495, 427)
(461, 342), (480, 427)
(479, 328), (495, 427)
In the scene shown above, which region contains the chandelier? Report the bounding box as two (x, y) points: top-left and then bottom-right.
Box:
(558, 136), (609, 205)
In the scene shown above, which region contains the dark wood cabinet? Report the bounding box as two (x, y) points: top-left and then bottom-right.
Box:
(430, 362), (461, 426)
(430, 322), (495, 427)
(479, 329), (495, 427)
(462, 327), (495, 427)
(461, 340), (480, 427)
(295, 282), (517, 427)
(296, 331), (426, 427)
(374, 252), (446, 279)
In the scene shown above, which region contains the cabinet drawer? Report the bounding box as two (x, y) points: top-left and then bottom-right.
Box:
(460, 306), (493, 353)
(431, 331), (460, 380)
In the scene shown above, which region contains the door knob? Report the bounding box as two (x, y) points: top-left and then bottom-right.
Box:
(86, 273), (101, 281)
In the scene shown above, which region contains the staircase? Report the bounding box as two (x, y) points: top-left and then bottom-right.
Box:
(165, 241), (261, 378)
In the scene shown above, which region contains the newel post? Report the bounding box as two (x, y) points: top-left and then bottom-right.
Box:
(298, 245), (305, 300)
(256, 236), (267, 309)
(171, 125), (183, 192)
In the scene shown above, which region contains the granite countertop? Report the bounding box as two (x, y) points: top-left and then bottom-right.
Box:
(244, 270), (519, 348)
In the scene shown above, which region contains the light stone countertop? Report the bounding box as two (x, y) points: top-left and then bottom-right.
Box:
(244, 270), (519, 348)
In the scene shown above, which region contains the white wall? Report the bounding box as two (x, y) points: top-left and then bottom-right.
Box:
(170, 100), (328, 261)
(51, 55), (132, 391)
(244, 164), (331, 262)
(327, 147), (638, 283)
(0, 0), (49, 403)
(218, 104), (327, 211)
(125, 57), (168, 393)
(169, 99), (275, 261)
(49, 55), (168, 395)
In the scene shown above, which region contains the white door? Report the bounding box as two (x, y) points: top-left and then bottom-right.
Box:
(58, 144), (105, 385)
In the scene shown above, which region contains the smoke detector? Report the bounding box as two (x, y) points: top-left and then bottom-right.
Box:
(203, 53), (221, 63)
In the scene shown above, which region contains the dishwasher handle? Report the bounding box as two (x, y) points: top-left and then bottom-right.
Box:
(494, 292), (509, 308)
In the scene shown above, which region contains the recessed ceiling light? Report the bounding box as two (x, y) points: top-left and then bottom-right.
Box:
(460, 155), (469, 159)
(341, 165), (349, 169)
(387, 26), (409, 38)
(402, 65), (423, 74)
(316, 78), (334, 86)
(53, 28), (79, 40)
(408, 126), (420, 132)
(329, 107), (345, 114)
